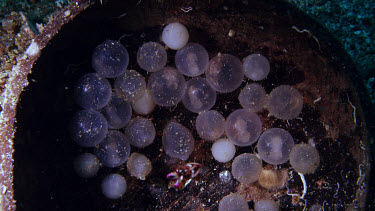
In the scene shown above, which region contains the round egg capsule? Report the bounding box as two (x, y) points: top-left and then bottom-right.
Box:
(268, 85), (303, 120)
(254, 199), (279, 211)
(196, 110), (225, 141)
(211, 139), (236, 163)
(232, 153), (262, 184)
(238, 83), (267, 112)
(243, 54), (270, 81)
(125, 117), (155, 148)
(101, 173), (127, 199)
(258, 168), (288, 190)
(289, 143), (320, 174)
(114, 69), (146, 102)
(162, 122), (194, 160)
(218, 193), (248, 211)
(132, 89), (155, 115)
(137, 42), (167, 72)
(126, 152), (152, 180)
(100, 96), (132, 129)
(73, 153), (100, 178)
(94, 130), (131, 168)
(175, 43), (209, 77)
(148, 67), (186, 107)
(92, 40), (129, 78)
(310, 204), (323, 211)
(257, 128), (295, 165)
(225, 109), (262, 146)
(74, 73), (111, 110)
(182, 77), (216, 113)
(206, 54), (244, 93)
(69, 110), (108, 147)
(162, 22), (189, 50)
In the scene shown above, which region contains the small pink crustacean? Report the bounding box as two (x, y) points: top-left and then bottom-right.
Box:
(166, 162), (203, 190)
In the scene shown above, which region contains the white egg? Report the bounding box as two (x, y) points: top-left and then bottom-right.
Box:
(162, 22), (189, 50)
(101, 173), (127, 199)
(211, 139), (236, 163)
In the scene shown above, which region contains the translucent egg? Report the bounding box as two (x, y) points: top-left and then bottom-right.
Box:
(100, 96), (132, 129)
(125, 117), (155, 148)
(162, 22), (189, 50)
(92, 40), (129, 78)
(73, 153), (100, 178)
(268, 85), (303, 120)
(69, 110), (108, 147)
(182, 77), (216, 113)
(114, 69), (146, 102)
(137, 42), (167, 72)
(162, 122), (194, 160)
(232, 153), (262, 184)
(94, 130), (131, 168)
(254, 199), (279, 211)
(74, 73), (111, 110)
(132, 89), (155, 115)
(257, 128), (295, 165)
(310, 204), (322, 211)
(126, 152), (152, 180)
(175, 43), (209, 77)
(218, 193), (248, 211)
(289, 143), (320, 174)
(206, 54), (244, 93)
(211, 139), (236, 163)
(238, 83), (267, 112)
(195, 110), (225, 141)
(101, 173), (127, 199)
(225, 109), (262, 146)
(148, 67), (186, 107)
(243, 54), (270, 81)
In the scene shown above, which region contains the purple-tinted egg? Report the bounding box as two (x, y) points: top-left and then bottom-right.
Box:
(225, 109), (262, 146)
(95, 130), (131, 168)
(182, 77), (216, 113)
(148, 67), (186, 107)
(74, 73), (111, 110)
(101, 173), (127, 199)
(100, 96), (132, 129)
(137, 42), (167, 72)
(125, 117), (155, 148)
(114, 69), (146, 102)
(175, 43), (209, 77)
(268, 85), (303, 120)
(243, 54), (270, 81)
(238, 83), (267, 112)
(257, 128), (295, 165)
(73, 153), (100, 178)
(232, 153), (262, 184)
(162, 122), (194, 160)
(196, 110), (225, 141)
(92, 40), (129, 78)
(69, 109), (108, 147)
(206, 54), (244, 93)
(289, 143), (320, 174)
(219, 193), (248, 211)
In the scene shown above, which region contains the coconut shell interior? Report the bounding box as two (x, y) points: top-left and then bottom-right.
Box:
(11, 0), (373, 210)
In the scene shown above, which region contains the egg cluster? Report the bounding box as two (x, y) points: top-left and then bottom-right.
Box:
(68, 21), (321, 205)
